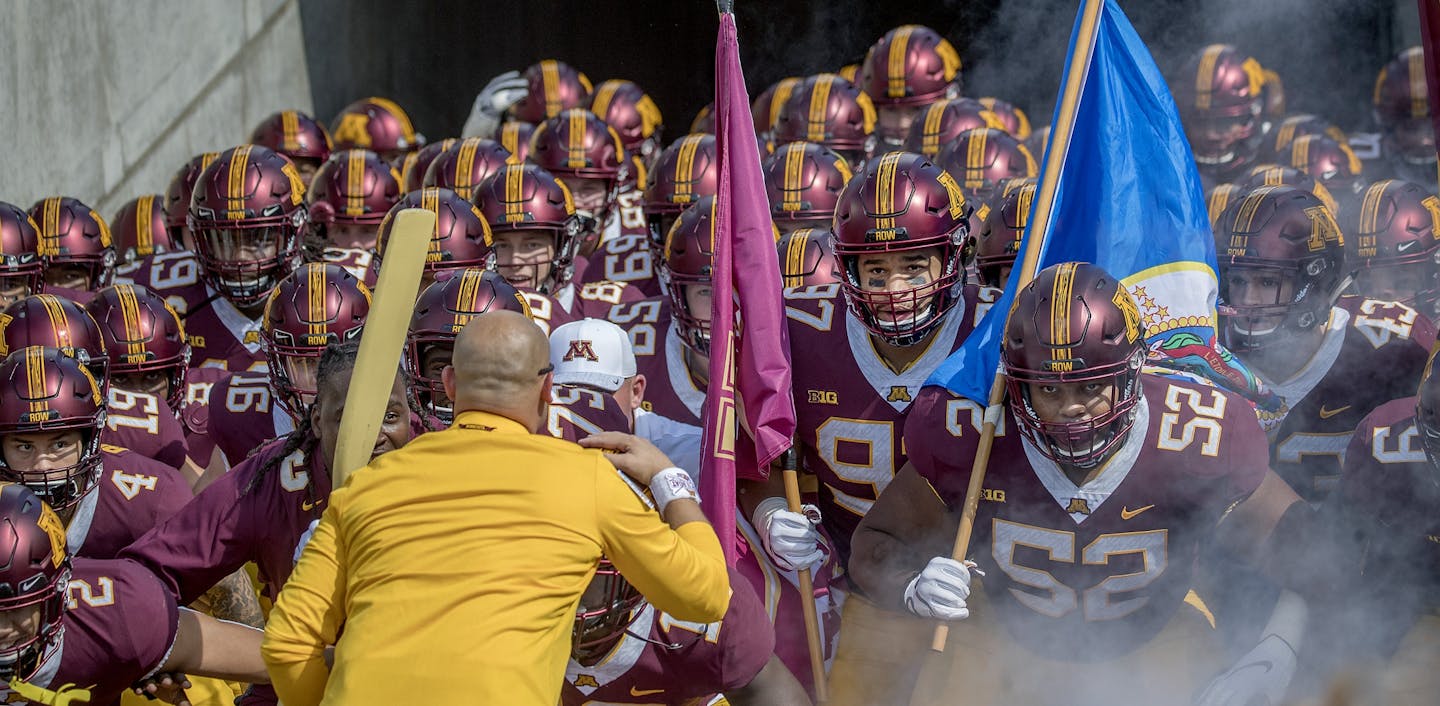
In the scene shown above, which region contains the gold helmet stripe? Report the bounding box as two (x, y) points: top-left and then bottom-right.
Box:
(783, 228), (811, 288)
(117, 284), (146, 360)
(673, 135), (703, 204)
(346, 151), (366, 217)
(1359, 179), (1394, 235)
(781, 144), (806, 212)
(591, 81), (619, 119)
(281, 111), (301, 152)
(1410, 49), (1428, 119)
(769, 78), (799, 132)
(873, 151), (902, 234)
(1235, 184), (1278, 233)
(1049, 262), (1078, 366)
(135, 197), (154, 254)
(456, 138), (480, 197)
(921, 101), (947, 156)
(887, 26), (917, 98)
(1195, 45), (1225, 111)
(807, 76), (834, 143)
(541, 61), (562, 119)
(26, 346), (46, 415)
(308, 263), (327, 339)
(567, 111), (587, 169)
(504, 165), (526, 223)
(227, 145), (253, 219)
(965, 129), (990, 189)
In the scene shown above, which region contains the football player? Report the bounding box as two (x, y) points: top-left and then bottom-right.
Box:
(399, 138), (458, 193)
(373, 187), (493, 292)
(249, 110), (334, 188)
(1345, 179), (1440, 320)
(777, 227), (841, 289)
(528, 108), (632, 261)
(751, 77), (802, 152)
(28, 196), (116, 300)
(973, 178), (1037, 289)
(508, 60), (593, 125)
(856, 25), (963, 150)
(420, 136), (512, 201)
(1369, 48), (1436, 189)
(975, 97), (1033, 141)
(1281, 133), (1365, 213)
(0, 201), (45, 309)
(901, 97), (1006, 159)
(589, 79), (665, 174)
(935, 127), (1039, 223)
(1175, 44), (1275, 190)
(850, 262), (1314, 706)
(495, 119), (534, 162)
(305, 148), (403, 285)
(773, 73), (877, 168)
(119, 152), (219, 317)
(110, 194), (176, 273)
(762, 141), (852, 237)
(329, 96), (425, 167)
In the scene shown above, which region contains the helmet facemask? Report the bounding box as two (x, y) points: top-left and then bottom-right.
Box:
(1219, 259), (1339, 353)
(193, 219), (303, 308)
(1005, 349), (1145, 470)
(571, 559), (645, 665)
(836, 235), (966, 347)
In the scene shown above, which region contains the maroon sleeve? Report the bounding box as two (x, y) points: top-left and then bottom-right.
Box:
(715, 566), (777, 692)
(56, 558), (179, 704)
(903, 386), (981, 508)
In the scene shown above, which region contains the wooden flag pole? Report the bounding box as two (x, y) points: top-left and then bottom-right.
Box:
(926, 0), (1108, 656)
(780, 447), (829, 703)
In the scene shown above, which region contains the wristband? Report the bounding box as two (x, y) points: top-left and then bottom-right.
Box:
(752, 496), (790, 530)
(649, 467), (699, 514)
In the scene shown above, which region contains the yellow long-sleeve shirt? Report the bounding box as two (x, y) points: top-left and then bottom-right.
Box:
(260, 410), (730, 706)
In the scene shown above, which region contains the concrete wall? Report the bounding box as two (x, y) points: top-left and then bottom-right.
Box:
(0, 0), (314, 219)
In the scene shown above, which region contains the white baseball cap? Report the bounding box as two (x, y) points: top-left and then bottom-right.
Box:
(549, 318), (637, 392)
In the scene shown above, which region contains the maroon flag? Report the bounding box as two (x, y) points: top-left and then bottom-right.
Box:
(704, 8), (797, 565)
(1421, 0), (1440, 184)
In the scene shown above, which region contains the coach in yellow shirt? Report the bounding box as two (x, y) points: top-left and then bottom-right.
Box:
(261, 310), (731, 706)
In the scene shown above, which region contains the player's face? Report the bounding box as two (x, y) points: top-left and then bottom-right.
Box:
(328, 223), (378, 250)
(566, 178), (611, 218)
(280, 354), (321, 407)
(0, 277), (32, 309)
(42, 264), (90, 292)
(293, 158), (322, 189)
(1026, 379), (1116, 428)
(113, 370), (169, 399)
(1225, 266), (1296, 334)
(878, 104), (925, 147)
(1, 431), (83, 474)
(857, 247), (944, 324)
(491, 229), (556, 291)
(0, 604), (41, 654)
(683, 283), (713, 324)
(1355, 263), (1429, 304)
(420, 344), (454, 408)
(202, 228), (282, 267)
(313, 371), (410, 470)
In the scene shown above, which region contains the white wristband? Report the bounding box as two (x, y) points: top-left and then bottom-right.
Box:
(649, 467), (699, 514)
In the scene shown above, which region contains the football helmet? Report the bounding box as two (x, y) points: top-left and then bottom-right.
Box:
(902, 97), (1006, 158)
(1416, 340), (1440, 475)
(400, 138), (458, 193)
(589, 80), (665, 169)
(422, 137), (513, 201)
(936, 127), (1039, 205)
(1283, 134), (1364, 198)
(1373, 47), (1434, 170)
(495, 120), (535, 163)
(661, 195), (719, 355)
(1175, 44), (1268, 173)
(0, 346), (107, 511)
(751, 77), (803, 147)
(832, 151), (972, 345)
(976, 97), (1033, 141)
(375, 188), (493, 278)
(976, 179), (1037, 288)
(111, 195), (175, 266)
(1216, 185), (1347, 352)
(0, 203), (44, 304)
(0, 483), (70, 683)
(1207, 182), (1244, 229)
(859, 25), (962, 147)
(777, 227), (841, 288)
(1265, 114), (1347, 161)
(572, 557), (645, 662)
(1002, 262), (1146, 469)
(306, 149), (404, 247)
(163, 152), (221, 248)
(330, 97), (425, 163)
(85, 284), (188, 410)
(262, 263), (371, 418)
(188, 145), (307, 307)
(1239, 165), (1340, 219)
(762, 141), (852, 231)
(1348, 179), (1440, 314)
(511, 60), (593, 124)
(406, 268), (530, 421)
(29, 197), (116, 291)
(249, 110), (333, 185)
(0, 295), (109, 392)
(528, 109), (627, 228)
(643, 134), (720, 252)
(773, 73), (878, 164)
(472, 163), (584, 294)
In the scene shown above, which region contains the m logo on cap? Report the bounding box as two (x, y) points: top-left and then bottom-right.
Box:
(563, 339), (599, 362)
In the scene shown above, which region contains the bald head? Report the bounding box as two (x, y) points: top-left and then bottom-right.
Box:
(446, 310), (552, 430)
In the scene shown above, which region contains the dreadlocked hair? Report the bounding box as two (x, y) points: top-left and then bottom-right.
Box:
(244, 340), (364, 495)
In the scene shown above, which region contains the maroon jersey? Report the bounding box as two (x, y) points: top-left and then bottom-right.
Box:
(206, 372), (296, 467)
(562, 567), (773, 705)
(786, 282), (999, 565)
(69, 446), (191, 560)
(100, 388), (187, 470)
(319, 247), (379, 287)
(1260, 299), (1432, 503)
(906, 372), (1269, 660)
(582, 232), (661, 298)
(555, 279), (648, 320)
(13, 558), (181, 706)
(518, 289), (575, 337)
(179, 367), (230, 467)
(122, 435), (329, 605)
(547, 384), (633, 441)
(114, 250), (210, 316)
(182, 293), (268, 373)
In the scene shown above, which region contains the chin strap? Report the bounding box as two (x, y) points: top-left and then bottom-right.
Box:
(8, 678), (91, 705)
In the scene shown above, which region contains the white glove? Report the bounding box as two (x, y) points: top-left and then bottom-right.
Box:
(753, 496), (827, 572)
(904, 557), (979, 621)
(461, 70), (528, 138)
(1194, 634), (1298, 706)
(293, 519), (320, 563)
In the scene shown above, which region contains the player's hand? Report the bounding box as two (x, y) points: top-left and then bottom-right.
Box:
(904, 557), (978, 621)
(131, 672), (192, 705)
(462, 70), (527, 138)
(1194, 634), (1298, 706)
(580, 432), (676, 485)
(753, 497), (828, 572)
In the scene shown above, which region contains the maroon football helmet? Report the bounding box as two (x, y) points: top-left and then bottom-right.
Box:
(422, 137), (513, 201)
(1216, 185), (1348, 352)
(1003, 262), (1146, 469)
(662, 195), (719, 354)
(832, 151), (972, 345)
(773, 74), (878, 165)
(689, 104), (715, 135)
(936, 127), (1039, 205)
(1206, 183), (1244, 229)
(1239, 165), (1340, 219)
(29, 197), (116, 291)
(976, 97), (1033, 141)
(111, 195), (175, 266)
(495, 121), (535, 164)
(0, 295), (110, 393)
(1416, 341), (1440, 474)
(249, 110), (334, 186)
(977, 179), (1037, 288)
(1176, 44), (1269, 174)
(0, 346), (107, 512)
(511, 60), (593, 124)
(306, 149), (403, 248)
(0, 483), (69, 682)
(164, 151), (221, 248)
(777, 227), (841, 288)
(406, 268), (530, 422)
(472, 163), (584, 294)
(528, 109), (628, 229)
(85, 284), (188, 410)
(902, 98), (1006, 158)
(1348, 179), (1440, 315)
(859, 25), (962, 148)
(572, 557), (646, 662)
(1373, 47), (1434, 171)
(375, 188), (493, 280)
(263, 263), (371, 419)
(763, 142), (853, 231)
(589, 80), (665, 170)
(1264, 114), (1348, 162)
(1284, 134), (1364, 198)
(188, 145), (307, 307)
(330, 97), (426, 164)
(643, 134), (720, 252)
(0, 203), (43, 306)
(752, 77), (804, 148)
(400, 138), (458, 193)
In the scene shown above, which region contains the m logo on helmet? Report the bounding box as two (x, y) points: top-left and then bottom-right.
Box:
(936, 172), (967, 220)
(1113, 286), (1142, 343)
(36, 503), (66, 567)
(333, 114), (373, 148)
(1304, 205), (1342, 252)
(563, 340), (599, 363)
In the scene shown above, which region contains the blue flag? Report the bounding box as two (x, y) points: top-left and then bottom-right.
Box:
(928, 0), (1269, 406)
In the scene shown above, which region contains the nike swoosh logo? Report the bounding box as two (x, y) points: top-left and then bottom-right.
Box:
(1398, 240), (1419, 253)
(629, 687), (665, 696)
(1318, 404), (1351, 419)
(1120, 505), (1154, 520)
(301, 499), (325, 512)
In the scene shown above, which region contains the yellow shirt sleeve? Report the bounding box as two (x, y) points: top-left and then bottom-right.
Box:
(593, 459), (730, 623)
(262, 499), (349, 706)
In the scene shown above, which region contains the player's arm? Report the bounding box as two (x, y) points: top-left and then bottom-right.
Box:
(197, 568), (265, 628)
(849, 462), (958, 610)
(580, 432), (730, 623)
(725, 655), (813, 706)
(159, 607), (270, 684)
(262, 503), (348, 706)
